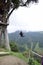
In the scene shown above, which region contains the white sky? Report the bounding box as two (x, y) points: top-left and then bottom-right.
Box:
(7, 0), (43, 33)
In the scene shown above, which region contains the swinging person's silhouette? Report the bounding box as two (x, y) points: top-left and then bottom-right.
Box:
(19, 31), (24, 37)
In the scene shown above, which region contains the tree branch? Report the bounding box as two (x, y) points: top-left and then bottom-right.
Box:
(6, 7), (15, 22)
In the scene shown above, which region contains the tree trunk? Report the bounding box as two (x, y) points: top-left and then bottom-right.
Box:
(0, 28), (2, 47)
(3, 27), (11, 51)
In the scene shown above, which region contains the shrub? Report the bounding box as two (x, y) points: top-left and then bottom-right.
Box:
(28, 58), (41, 65)
(23, 51), (29, 58)
(10, 42), (19, 52)
(28, 58), (35, 65)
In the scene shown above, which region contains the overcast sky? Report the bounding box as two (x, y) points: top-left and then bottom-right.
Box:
(7, 0), (43, 33)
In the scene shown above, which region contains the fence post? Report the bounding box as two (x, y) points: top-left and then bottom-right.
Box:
(41, 57), (43, 65)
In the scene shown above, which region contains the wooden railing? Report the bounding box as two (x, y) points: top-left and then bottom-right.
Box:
(31, 51), (43, 65)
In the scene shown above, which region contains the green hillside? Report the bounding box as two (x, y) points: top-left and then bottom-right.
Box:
(8, 31), (43, 52)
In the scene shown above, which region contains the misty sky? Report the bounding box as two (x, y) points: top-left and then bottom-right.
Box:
(7, 0), (43, 33)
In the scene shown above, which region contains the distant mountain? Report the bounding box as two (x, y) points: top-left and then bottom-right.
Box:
(8, 31), (43, 49)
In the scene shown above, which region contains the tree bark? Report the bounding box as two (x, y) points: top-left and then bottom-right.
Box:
(3, 27), (11, 51)
(0, 28), (2, 47)
(1, 32), (4, 47)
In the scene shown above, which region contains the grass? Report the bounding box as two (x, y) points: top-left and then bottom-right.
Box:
(10, 52), (29, 62)
(0, 48), (41, 65)
(10, 52), (41, 65)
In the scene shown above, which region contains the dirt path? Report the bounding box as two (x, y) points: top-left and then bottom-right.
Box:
(0, 55), (28, 65)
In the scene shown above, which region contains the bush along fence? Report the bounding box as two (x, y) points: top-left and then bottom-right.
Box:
(31, 51), (43, 65)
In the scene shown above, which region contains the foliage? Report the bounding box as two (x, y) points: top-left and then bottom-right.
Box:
(0, 0), (38, 20)
(34, 42), (43, 55)
(31, 51), (41, 63)
(10, 42), (19, 52)
(23, 44), (29, 51)
(34, 42), (40, 52)
(18, 45), (26, 52)
(23, 51), (29, 58)
(29, 58), (35, 65)
(12, 0), (20, 8)
(28, 58), (41, 65)
(34, 60), (41, 65)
